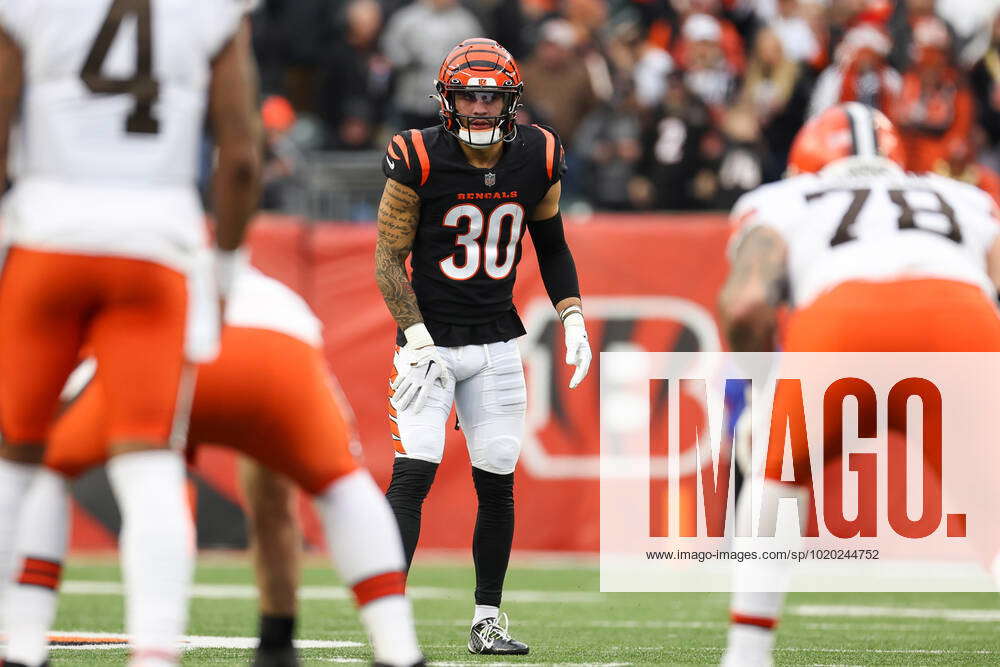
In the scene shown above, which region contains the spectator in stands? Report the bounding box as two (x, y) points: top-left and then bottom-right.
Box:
(380, 0), (483, 130)
(933, 134), (1000, 206)
(891, 16), (973, 173)
(808, 23), (901, 117)
(691, 106), (766, 209)
(574, 91), (647, 210)
(252, 0), (339, 112)
(970, 11), (1000, 168)
(261, 96), (305, 211)
(467, 0), (527, 59)
(604, 19), (674, 110)
(888, 0), (955, 72)
(768, 0), (821, 66)
(679, 14), (739, 120)
(797, 0), (831, 71)
(736, 26), (812, 181)
(671, 0), (747, 74)
(641, 71), (714, 210)
(330, 99), (378, 151)
(564, 0), (616, 103)
(318, 0), (391, 144)
(520, 18), (599, 144)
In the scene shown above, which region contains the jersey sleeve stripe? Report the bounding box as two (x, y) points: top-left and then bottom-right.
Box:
(409, 129), (430, 186)
(533, 124), (555, 181)
(391, 135), (411, 169)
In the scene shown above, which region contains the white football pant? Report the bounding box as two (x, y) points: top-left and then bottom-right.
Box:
(392, 340), (526, 475)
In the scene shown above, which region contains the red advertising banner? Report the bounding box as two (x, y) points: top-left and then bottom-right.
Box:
(69, 214), (733, 552)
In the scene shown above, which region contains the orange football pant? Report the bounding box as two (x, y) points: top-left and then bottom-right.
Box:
(766, 278), (1000, 481)
(47, 326), (360, 495)
(0, 247), (188, 448)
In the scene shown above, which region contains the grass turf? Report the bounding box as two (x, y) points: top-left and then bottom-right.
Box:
(41, 555), (1000, 665)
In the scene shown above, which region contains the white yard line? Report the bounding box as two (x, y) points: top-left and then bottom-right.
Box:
(316, 662), (629, 666)
(789, 604), (1000, 622)
(425, 663), (631, 666)
(775, 648), (996, 655)
(3, 631), (362, 651)
(60, 580), (604, 603)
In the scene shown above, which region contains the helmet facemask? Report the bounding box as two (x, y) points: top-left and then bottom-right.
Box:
(435, 82), (522, 147)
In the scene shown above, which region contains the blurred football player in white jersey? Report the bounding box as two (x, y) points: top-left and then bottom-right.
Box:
(0, 1), (261, 665)
(718, 103), (1000, 666)
(4, 267), (425, 667)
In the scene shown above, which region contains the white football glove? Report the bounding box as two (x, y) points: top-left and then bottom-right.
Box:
(562, 308), (591, 389)
(391, 323), (452, 413)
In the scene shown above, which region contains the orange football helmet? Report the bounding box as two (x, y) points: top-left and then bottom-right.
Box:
(435, 38), (523, 147)
(787, 103), (905, 175)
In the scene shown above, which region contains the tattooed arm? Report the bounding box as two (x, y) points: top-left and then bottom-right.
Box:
(375, 178), (423, 330)
(718, 226), (788, 352)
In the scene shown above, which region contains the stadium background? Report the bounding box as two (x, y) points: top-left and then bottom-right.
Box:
(66, 0), (1000, 553)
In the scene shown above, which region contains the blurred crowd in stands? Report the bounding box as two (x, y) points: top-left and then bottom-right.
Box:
(252, 0), (1000, 212)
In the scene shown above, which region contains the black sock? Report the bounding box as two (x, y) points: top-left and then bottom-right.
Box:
(258, 614), (296, 650)
(471, 467), (515, 608)
(385, 457), (439, 570)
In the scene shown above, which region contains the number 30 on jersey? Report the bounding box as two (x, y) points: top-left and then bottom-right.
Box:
(440, 203), (525, 280)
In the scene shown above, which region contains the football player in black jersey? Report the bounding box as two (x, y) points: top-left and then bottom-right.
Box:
(374, 38), (591, 655)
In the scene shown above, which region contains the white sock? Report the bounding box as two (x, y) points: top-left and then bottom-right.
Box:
(107, 449), (194, 663)
(0, 460), (38, 634)
(359, 596), (421, 666)
(727, 479), (807, 657)
(472, 604), (499, 626)
(315, 469), (421, 666)
(3, 469), (70, 667)
(722, 624), (775, 666)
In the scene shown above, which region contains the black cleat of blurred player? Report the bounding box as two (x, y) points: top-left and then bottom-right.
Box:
(251, 646), (300, 667)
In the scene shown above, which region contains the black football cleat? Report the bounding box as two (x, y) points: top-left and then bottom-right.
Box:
(251, 646), (300, 667)
(2, 662), (49, 667)
(468, 613), (529, 655)
(372, 661), (426, 667)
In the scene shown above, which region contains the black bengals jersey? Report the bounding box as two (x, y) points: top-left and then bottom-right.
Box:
(383, 123), (566, 346)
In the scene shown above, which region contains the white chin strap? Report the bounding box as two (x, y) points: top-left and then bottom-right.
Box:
(458, 126), (503, 146)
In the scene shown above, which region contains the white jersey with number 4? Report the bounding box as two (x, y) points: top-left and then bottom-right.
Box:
(0, 0), (251, 272)
(730, 163), (1000, 308)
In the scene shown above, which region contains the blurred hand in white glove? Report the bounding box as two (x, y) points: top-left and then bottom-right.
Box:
(562, 308), (591, 389)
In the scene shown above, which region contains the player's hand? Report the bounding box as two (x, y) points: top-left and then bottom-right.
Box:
(562, 309), (591, 389)
(391, 324), (453, 413)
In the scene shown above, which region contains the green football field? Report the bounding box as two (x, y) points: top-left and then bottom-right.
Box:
(39, 554), (1000, 665)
